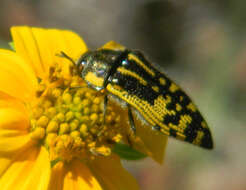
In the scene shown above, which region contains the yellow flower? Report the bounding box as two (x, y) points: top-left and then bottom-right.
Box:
(0, 26), (167, 190)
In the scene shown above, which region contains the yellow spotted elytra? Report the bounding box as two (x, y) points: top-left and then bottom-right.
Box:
(63, 41), (213, 149)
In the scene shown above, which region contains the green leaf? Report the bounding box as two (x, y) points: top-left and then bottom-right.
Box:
(113, 143), (147, 160)
(8, 42), (15, 51)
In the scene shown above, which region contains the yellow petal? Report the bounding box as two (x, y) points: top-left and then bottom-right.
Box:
(109, 99), (167, 164)
(22, 146), (51, 190)
(0, 156), (15, 177)
(49, 160), (102, 190)
(88, 154), (139, 190)
(134, 117), (168, 164)
(100, 41), (126, 51)
(64, 160), (102, 190)
(0, 101), (29, 131)
(0, 138), (33, 177)
(0, 146), (50, 190)
(0, 91), (28, 115)
(11, 26), (88, 79)
(11, 26), (45, 78)
(58, 29), (88, 60)
(0, 95), (32, 176)
(48, 162), (65, 190)
(0, 49), (37, 102)
(0, 130), (32, 154)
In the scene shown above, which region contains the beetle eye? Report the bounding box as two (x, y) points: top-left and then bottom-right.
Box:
(81, 61), (87, 66)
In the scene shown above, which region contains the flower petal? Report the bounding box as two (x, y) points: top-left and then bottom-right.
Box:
(0, 138), (33, 177)
(0, 130), (32, 154)
(88, 154), (139, 190)
(11, 26), (88, 79)
(48, 162), (65, 190)
(134, 118), (168, 164)
(0, 94), (29, 131)
(0, 108), (28, 130)
(100, 41), (126, 51)
(0, 94), (33, 176)
(0, 91), (25, 108)
(0, 156), (15, 177)
(49, 160), (102, 190)
(0, 49), (37, 102)
(0, 146), (50, 190)
(64, 160), (103, 190)
(109, 99), (167, 164)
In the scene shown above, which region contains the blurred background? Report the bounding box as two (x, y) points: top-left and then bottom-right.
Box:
(0, 0), (245, 189)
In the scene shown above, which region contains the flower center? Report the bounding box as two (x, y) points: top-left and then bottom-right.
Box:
(29, 63), (123, 162)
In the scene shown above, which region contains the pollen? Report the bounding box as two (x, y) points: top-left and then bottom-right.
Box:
(29, 64), (123, 162)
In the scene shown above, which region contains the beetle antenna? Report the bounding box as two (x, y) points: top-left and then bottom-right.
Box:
(57, 51), (77, 66)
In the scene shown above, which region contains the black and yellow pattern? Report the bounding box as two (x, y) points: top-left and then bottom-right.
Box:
(78, 44), (213, 149)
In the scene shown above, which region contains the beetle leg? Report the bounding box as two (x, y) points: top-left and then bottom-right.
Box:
(127, 135), (133, 147)
(103, 95), (108, 123)
(128, 104), (136, 135)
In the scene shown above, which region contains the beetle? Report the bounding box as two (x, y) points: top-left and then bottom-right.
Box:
(61, 41), (213, 149)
